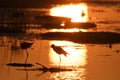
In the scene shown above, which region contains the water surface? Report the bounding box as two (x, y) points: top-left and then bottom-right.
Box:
(0, 1), (120, 80)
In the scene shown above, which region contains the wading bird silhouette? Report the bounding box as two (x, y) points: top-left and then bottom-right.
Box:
(51, 44), (69, 67)
(20, 42), (33, 64)
(51, 44), (68, 57)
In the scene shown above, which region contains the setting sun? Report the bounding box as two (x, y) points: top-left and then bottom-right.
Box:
(50, 3), (88, 22)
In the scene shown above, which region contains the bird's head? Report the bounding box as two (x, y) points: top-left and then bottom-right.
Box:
(51, 44), (55, 48)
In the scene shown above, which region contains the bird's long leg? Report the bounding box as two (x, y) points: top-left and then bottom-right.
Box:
(25, 49), (29, 64)
(58, 55), (61, 78)
(59, 55), (61, 69)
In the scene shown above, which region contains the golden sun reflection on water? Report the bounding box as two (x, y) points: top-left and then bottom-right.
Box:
(50, 3), (88, 22)
(49, 41), (87, 79)
(50, 28), (80, 32)
(50, 28), (88, 33)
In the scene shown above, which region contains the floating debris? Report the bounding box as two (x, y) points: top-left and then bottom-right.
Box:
(17, 63), (73, 73)
(6, 63), (34, 67)
(97, 54), (111, 57)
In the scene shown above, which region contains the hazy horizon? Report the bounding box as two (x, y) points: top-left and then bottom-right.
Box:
(0, 0), (120, 8)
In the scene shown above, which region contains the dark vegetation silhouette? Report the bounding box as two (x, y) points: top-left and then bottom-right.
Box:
(41, 32), (120, 49)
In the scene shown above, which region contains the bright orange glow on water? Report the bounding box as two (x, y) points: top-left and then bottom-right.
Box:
(50, 3), (88, 22)
(50, 28), (88, 32)
(50, 28), (80, 32)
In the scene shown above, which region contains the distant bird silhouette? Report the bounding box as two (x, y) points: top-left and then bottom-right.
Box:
(51, 44), (69, 57)
(20, 42), (33, 64)
(81, 10), (85, 17)
(113, 50), (120, 53)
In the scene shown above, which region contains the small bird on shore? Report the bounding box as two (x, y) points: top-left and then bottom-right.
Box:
(51, 44), (69, 57)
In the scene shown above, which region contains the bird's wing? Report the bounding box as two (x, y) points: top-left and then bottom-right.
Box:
(53, 47), (68, 56)
(61, 49), (69, 56)
(53, 47), (62, 53)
